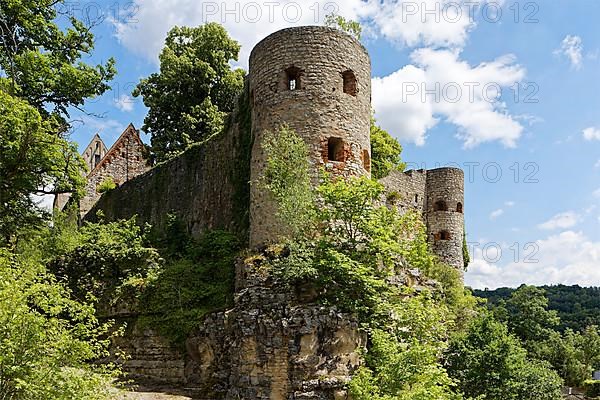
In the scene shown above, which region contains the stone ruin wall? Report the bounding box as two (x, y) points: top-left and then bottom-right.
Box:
(249, 26), (372, 247)
(379, 169), (427, 213)
(84, 99), (252, 241)
(80, 127), (150, 216)
(83, 26), (467, 397)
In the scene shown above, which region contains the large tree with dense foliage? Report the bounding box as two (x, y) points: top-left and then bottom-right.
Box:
(446, 312), (563, 400)
(499, 286), (561, 356)
(0, 0), (116, 244)
(0, 89), (85, 245)
(134, 23), (245, 162)
(0, 0), (116, 122)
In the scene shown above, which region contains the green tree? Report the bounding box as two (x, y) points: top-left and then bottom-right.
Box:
(0, 249), (117, 400)
(500, 285), (560, 357)
(0, 0), (116, 122)
(0, 91), (85, 245)
(134, 23), (245, 162)
(446, 312), (562, 400)
(324, 13), (362, 40)
(370, 118), (406, 179)
(350, 295), (462, 400)
(553, 326), (600, 387)
(261, 126), (315, 240)
(0, 0), (116, 245)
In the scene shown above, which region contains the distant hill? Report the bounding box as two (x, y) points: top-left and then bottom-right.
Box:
(473, 285), (600, 333)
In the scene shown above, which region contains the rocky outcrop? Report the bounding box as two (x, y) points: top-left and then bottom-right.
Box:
(184, 254), (365, 399)
(108, 249), (438, 399)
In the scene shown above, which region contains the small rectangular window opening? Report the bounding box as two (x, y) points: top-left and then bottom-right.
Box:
(362, 149), (371, 172)
(328, 137), (345, 162)
(286, 67), (302, 91)
(342, 70), (358, 96)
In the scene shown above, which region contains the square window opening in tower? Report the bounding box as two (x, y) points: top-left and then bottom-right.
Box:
(328, 137), (345, 162)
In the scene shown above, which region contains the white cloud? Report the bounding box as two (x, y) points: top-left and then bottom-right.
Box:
(537, 211), (580, 230)
(111, 1), (524, 148)
(372, 66), (438, 146)
(505, 201), (515, 207)
(594, 159), (600, 168)
(583, 127), (600, 141)
(466, 231), (600, 289)
(555, 35), (584, 70)
(110, 0), (501, 67)
(489, 209), (504, 220)
(584, 205), (597, 215)
(373, 48), (526, 147)
(114, 94), (135, 112)
(31, 194), (55, 212)
(364, 0), (479, 49)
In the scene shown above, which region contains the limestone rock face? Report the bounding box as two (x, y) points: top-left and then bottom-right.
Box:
(185, 255), (365, 399)
(112, 320), (186, 385)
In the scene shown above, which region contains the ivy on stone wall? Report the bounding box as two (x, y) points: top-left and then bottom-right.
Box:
(230, 81), (253, 241)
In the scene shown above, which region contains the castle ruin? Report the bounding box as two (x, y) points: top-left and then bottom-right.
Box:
(81, 27), (466, 397)
(85, 26), (464, 269)
(55, 124), (150, 214)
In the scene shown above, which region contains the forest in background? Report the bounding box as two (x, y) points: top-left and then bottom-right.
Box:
(475, 285), (600, 333)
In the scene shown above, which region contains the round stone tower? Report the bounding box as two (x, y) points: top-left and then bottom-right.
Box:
(425, 168), (465, 269)
(249, 26), (372, 246)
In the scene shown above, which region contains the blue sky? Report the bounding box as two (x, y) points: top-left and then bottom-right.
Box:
(61, 0), (600, 289)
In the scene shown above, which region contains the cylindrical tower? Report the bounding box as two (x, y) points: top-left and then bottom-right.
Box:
(425, 168), (465, 269)
(249, 26), (372, 246)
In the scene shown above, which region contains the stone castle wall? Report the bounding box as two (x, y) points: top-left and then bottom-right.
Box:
(249, 26), (372, 246)
(84, 27), (465, 267)
(84, 26), (468, 397)
(84, 102), (252, 240)
(379, 169), (427, 213)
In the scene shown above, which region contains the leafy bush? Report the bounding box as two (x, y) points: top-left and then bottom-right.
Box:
(261, 125), (315, 240)
(350, 296), (461, 400)
(48, 217), (161, 305)
(370, 117), (406, 179)
(584, 380), (600, 398)
(97, 177), (117, 193)
(140, 229), (240, 345)
(0, 250), (118, 400)
(44, 213), (240, 347)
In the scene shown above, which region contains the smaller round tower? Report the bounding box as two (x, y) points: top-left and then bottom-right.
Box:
(425, 168), (465, 269)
